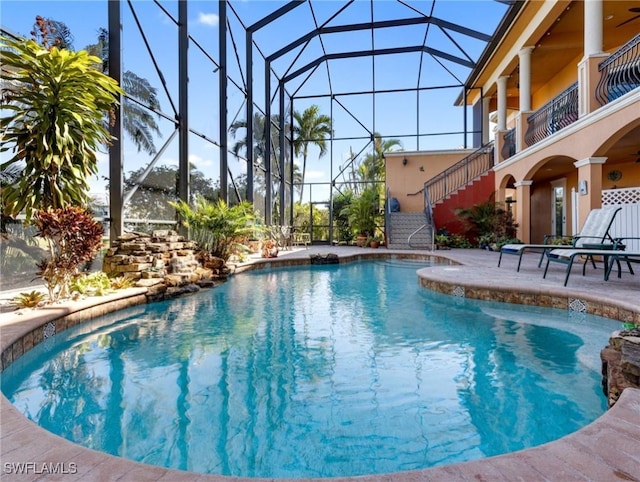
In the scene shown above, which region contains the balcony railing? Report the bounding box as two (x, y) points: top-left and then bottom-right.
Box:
(596, 33), (640, 106)
(501, 128), (516, 161)
(425, 143), (494, 205)
(524, 82), (578, 147)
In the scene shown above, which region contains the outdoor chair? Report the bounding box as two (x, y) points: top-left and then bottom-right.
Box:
(280, 226), (292, 251)
(543, 237), (639, 286)
(498, 206), (622, 271)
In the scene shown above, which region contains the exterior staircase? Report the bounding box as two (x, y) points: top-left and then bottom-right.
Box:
(432, 170), (496, 236)
(386, 212), (432, 250)
(385, 143), (495, 249)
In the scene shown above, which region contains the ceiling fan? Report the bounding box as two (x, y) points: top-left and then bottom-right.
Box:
(616, 7), (640, 27)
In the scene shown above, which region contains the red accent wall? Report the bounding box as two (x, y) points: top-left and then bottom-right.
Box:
(432, 171), (496, 236)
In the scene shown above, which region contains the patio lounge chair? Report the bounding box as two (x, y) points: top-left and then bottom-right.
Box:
(543, 243), (638, 286)
(498, 206), (622, 271)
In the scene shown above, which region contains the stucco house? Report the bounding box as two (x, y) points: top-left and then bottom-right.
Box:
(385, 0), (639, 250)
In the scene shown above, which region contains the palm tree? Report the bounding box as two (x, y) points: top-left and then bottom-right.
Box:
(293, 105), (332, 203)
(85, 27), (162, 155)
(229, 112), (269, 164)
(359, 133), (402, 182)
(30, 16), (74, 50)
(33, 19), (162, 155)
(229, 112), (293, 201)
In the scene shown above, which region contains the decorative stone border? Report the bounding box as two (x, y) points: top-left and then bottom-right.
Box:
(417, 276), (640, 325)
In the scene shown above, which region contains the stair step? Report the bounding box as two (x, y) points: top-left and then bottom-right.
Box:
(387, 212), (434, 250)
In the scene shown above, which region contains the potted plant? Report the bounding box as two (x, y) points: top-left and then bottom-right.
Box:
(435, 233), (450, 250)
(261, 239), (279, 258)
(340, 187), (380, 246)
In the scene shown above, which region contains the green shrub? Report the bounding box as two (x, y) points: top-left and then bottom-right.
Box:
(171, 196), (260, 261)
(12, 290), (46, 308)
(109, 275), (135, 290)
(70, 272), (111, 296)
(456, 198), (518, 247)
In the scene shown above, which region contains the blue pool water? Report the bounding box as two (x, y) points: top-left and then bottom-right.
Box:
(2, 259), (621, 478)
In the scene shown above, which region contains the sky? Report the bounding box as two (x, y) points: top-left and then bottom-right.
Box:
(1, 0), (508, 205)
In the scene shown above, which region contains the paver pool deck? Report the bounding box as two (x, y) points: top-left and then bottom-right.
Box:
(1, 247), (639, 481)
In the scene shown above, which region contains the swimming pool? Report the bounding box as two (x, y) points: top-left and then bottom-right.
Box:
(1, 259), (621, 478)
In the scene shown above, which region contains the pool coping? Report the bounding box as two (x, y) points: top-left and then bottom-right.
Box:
(2, 250), (640, 481)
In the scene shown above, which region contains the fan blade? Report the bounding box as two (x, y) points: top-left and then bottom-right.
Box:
(616, 14), (640, 27)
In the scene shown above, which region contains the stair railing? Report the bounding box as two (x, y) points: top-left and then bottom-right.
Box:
(407, 186), (435, 250)
(385, 187), (390, 246)
(424, 143), (494, 206)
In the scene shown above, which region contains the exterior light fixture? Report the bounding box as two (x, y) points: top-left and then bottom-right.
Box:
(402, 158), (408, 166)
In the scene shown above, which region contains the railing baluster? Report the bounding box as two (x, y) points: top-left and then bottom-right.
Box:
(596, 33), (640, 106)
(525, 82), (578, 147)
(424, 143), (495, 205)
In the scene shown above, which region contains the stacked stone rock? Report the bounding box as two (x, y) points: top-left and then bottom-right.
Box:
(601, 327), (640, 407)
(103, 230), (228, 302)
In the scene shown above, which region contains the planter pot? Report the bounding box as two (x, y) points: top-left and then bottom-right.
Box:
(370, 240), (380, 248)
(356, 235), (368, 247)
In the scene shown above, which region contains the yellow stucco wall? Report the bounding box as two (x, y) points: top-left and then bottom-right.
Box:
(531, 55), (579, 110)
(602, 164), (640, 191)
(385, 150), (474, 212)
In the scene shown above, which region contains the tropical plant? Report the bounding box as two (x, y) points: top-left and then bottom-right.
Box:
(229, 112), (269, 162)
(171, 196), (260, 261)
(331, 190), (354, 243)
(359, 133), (402, 182)
(0, 36), (123, 221)
(30, 18), (162, 155)
(109, 275), (135, 290)
(70, 272), (111, 297)
(340, 186), (380, 238)
(30, 15), (74, 50)
(86, 27), (162, 155)
(455, 198), (518, 246)
(33, 207), (105, 302)
(12, 290), (46, 309)
(293, 105), (332, 202)
(229, 112), (292, 202)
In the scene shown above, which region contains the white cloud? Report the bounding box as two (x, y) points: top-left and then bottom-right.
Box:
(189, 153), (214, 168)
(305, 170), (325, 180)
(198, 12), (219, 27)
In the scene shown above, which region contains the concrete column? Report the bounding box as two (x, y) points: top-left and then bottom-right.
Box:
(514, 180), (533, 243)
(579, 0), (607, 116)
(518, 47), (534, 112)
(584, 0), (603, 57)
(482, 96), (491, 145)
(573, 157), (607, 228)
(497, 76), (508, 131)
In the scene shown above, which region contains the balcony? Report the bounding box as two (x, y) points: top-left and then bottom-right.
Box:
(524, 82), (579, 147)
(596, 33), (640, 106)
(499, 34), (640, 161)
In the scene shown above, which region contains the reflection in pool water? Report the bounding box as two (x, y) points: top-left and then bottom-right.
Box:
(2, 259), (621, 478)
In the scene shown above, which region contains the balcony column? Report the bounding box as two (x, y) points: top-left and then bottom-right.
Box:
(518, 47), (534, 112)
(578, 0), (608, 116)
(494, 76), (509, 162)
(496, 76), (508, 131)
(514, 180), (533, 243)
(515, 48), (534, 153)
(584, 0), (603, 57)
(573, 157), (606, 228)
(482, 95), (491, 146)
